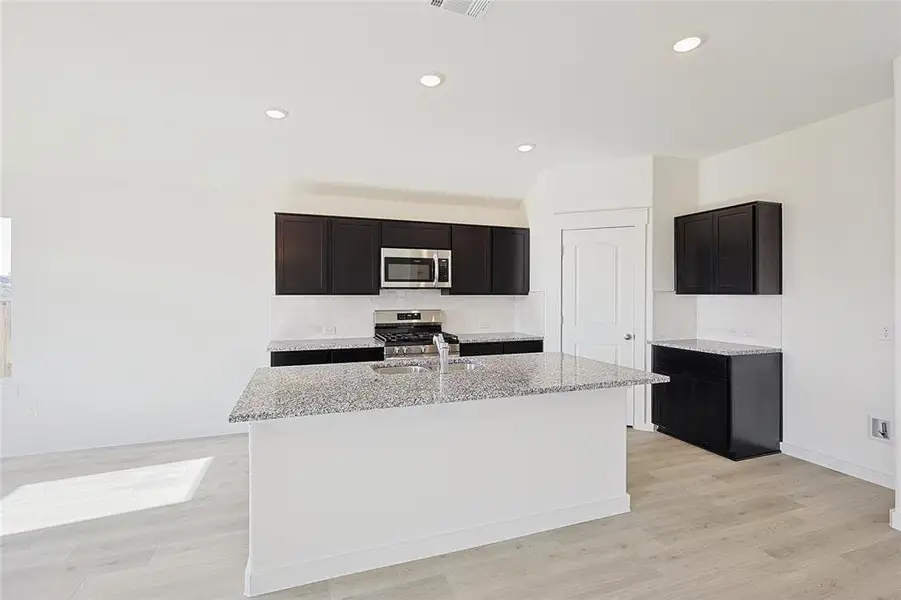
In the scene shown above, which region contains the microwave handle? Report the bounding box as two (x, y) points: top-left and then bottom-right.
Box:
(433, 254), (439, 286)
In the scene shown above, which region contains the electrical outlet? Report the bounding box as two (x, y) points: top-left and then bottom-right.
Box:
(879, 325), (893, 342)
(869, 417), (891, 442)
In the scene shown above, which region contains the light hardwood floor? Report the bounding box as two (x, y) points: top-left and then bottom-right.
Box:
(2, 430), (898, 600)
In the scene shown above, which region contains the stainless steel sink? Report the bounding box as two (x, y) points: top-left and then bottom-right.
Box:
(371, 365), (433, 375)
(440, 362), (478, 373)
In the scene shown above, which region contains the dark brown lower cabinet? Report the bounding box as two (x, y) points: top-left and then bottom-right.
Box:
(502, 340), (544, 354)
(651, 346), (782, 461)
(460, 340), (543, 357)
(270, 347), (383, 367)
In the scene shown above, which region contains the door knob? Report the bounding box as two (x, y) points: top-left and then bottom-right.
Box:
(624, 333), (634, 340)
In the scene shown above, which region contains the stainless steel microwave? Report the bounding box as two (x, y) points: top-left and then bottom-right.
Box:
(380, 248), (452, 289)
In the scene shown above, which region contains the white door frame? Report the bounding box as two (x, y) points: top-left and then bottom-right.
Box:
(546, 208), (652, 430)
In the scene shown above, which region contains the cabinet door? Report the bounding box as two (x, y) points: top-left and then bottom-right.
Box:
(651, 378), (669, 429)
(330, 217), (380, 295)
(331, 348), (384, 363)
(654, 372), (694, 439)
(450, 225), (492, 295)
(675, 213), (713, 294)
(270, 350), (331, 367)
(276, 214), (329, 295)
(491, 228), (530, 295)
(692, 377), (730, 453)
(503, 340), (543, 354)
(460, 342), (504, 357)
(712, 205), (755, 294)
(381, 221), (451, 250)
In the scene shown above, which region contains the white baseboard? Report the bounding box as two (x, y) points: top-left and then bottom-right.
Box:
(891, 509), (900, 532)
(245, 494), (631, 597)
(780, 442), (894, 490)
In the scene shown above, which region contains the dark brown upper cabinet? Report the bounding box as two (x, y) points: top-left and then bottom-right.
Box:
(450, 224), (492, 295)
(330, 217), (381, 295)
(276, 213), (329, 295)
(275, 214), (529, 296)
(675, 201), (782, 295)
(381, 220), (451, 250)
(675, 213), (714, 294)
(491, 227), (530, 295)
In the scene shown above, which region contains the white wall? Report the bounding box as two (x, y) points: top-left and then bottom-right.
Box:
(696, 296), (783, 349)
(2, 175), (526, 457)
(651, 157), (699, 341)
(699, 100), (895, 487)
(894, 56), (900, 529)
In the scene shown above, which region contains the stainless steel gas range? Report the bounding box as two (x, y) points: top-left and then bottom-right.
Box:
(374, 309), (460, 360)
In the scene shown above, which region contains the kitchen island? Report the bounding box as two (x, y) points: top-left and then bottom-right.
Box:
(230, 352), (668, 597)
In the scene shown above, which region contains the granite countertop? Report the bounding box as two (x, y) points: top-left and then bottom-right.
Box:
(650, 339), (782, 356)
(454, 332), (544, 344)
(268, 337), (384, 352)
(229, 352), (668, 423)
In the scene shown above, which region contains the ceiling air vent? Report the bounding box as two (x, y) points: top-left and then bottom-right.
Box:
(429, 0), (493, 19)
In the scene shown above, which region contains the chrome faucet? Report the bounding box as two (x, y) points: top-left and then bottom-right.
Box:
(433, 333), (449, 374)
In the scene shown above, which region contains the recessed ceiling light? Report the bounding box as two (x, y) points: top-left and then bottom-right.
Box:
(673, 36), (703, 53)
(419, 73), (445, 88)
(517, 144), (536, 153)
(265, 108), (288, 120)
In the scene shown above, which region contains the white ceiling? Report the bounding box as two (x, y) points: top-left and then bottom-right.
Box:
(5, 1), (900, 199)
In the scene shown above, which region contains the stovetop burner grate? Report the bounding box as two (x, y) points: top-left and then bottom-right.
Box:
(375, 331), (459, 346)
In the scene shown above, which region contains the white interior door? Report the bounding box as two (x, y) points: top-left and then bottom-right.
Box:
(562, 227), (639, 426)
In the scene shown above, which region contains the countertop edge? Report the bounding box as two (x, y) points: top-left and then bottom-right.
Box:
(268, 338), (384, 352)
(650, 339), (782, 356)
(453, 332), (545, 343)
(228, 371), (669, 423)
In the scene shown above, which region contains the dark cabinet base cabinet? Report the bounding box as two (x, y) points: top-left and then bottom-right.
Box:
(651, 346), (782, 461)
(460, 340), (543, 357)
(271, 348), (384, 367)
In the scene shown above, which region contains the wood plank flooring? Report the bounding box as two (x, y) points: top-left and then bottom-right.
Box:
(2, 430), (897, 600)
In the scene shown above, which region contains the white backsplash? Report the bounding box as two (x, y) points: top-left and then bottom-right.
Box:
(696, 295), (783, 348)
(270, 290), (545, 340)
(653, 291), (698, 340)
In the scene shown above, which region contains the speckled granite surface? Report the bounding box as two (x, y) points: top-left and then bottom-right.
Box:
(651, 339), (782, 356)
(229, 352), (668, 423)
(268, 337), (384, 352)
(454, 332), (544, 344)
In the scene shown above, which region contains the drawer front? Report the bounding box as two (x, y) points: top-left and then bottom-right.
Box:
(331, 348), (384, 363)
(270, 350), (331, 367)
(460, 342), (504, 357)
(503, 340), (543, 354)
(652, 346), (728, 381)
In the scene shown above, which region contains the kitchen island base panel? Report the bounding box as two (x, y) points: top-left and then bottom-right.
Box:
(244, 388), (630, 597)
